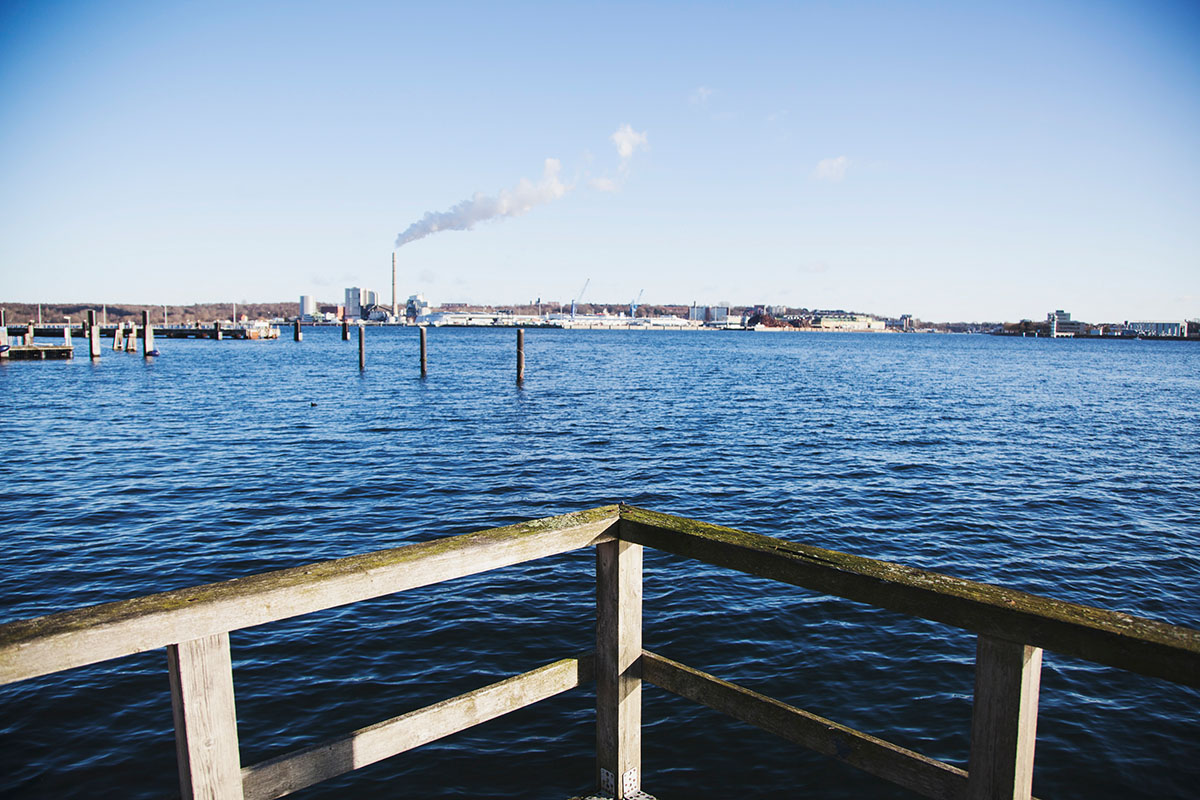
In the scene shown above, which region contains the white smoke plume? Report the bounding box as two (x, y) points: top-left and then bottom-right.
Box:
(395, 158), (567, 248)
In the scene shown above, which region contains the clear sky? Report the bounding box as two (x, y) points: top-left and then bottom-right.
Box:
(1, 0), (1197, 321)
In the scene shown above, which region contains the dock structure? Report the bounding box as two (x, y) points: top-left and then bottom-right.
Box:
(0, 506), (1196, 799)
(0, 317), (74, 360)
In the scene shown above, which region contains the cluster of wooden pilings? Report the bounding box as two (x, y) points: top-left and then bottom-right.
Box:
(294, 320), (526, 381)
(103, 310), (159, 359)
(0, 308), (162, 361)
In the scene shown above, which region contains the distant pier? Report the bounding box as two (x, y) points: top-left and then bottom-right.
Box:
(2, 324), (279, 341)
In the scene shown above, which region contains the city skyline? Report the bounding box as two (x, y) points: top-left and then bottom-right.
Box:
(2, 1), (1197, 322)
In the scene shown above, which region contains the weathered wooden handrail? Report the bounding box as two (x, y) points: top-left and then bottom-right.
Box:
(0, 505), (619, 685)
(1, 504), (1197, 800)
(618, 505), (1200, 687)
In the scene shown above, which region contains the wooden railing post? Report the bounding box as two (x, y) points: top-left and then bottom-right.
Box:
(168, 632), (244, 800)
(967, 635), (1042, 800)
(596, 538), (643, 798)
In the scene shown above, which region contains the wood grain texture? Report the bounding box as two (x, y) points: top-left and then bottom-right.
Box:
(0, 506), (619, 684)
(641, 650), (968, 800)
(618, 505), (1200, 686)
(241, 654), (594, 800)
(168, 633), (244, 800)
(596, 539), (642, 798)
(967, 636), (1042, 800)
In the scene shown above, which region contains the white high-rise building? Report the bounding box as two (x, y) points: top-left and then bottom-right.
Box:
(299, 295), (317, 318)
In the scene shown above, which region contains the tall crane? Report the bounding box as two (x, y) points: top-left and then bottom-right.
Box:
(570, 278), (590, 320)
(629, 289), (644, 318)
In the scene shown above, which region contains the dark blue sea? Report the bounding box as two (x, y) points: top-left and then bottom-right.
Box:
(1, 327), (1197, 798)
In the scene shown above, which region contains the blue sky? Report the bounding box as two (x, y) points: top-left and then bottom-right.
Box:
(1, 0), (1197, 321)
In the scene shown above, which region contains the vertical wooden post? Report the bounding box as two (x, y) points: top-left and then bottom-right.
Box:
(341, 319), (350, 340)
(358, 323), (365, 370)
(114, 322), (124, 350)
(516, 329), (525, 384)
(213, 321), (222, 341)
(63, 317), (72, 346)
(126, 321), (138, 352)
(167, 633), (243, 800)
(293, 319), (302, 342)
(419, 326), (427, 377)
(27, 321), (35, 345)
(596, 539), (643, 798)
(967, 635), (1042, 800)
(88, 310), (101, 359)
(142, 310), (156, 356)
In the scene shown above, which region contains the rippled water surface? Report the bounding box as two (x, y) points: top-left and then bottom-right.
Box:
(1, 328), (1197, 798)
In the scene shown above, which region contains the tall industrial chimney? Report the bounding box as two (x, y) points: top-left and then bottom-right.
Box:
(391, 252), (398, 318)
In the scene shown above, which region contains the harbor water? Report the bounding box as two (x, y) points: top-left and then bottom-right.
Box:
(1, 327), (1197, 798)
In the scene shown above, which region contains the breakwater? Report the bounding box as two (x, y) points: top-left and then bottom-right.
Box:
(1, 328), (1197, 798)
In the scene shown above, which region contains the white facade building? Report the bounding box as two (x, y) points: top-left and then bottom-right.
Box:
(1126, 320), (1186, 337)
(814, 313), (886, 331)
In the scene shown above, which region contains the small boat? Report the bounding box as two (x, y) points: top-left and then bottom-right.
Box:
(236, 321), (280, 339)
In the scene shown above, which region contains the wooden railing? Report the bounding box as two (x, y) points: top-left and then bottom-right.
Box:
(1, 505), (1197, 799)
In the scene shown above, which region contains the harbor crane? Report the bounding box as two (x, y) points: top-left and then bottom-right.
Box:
(629, 289), (644, 318)
(570, 278), (590, 320)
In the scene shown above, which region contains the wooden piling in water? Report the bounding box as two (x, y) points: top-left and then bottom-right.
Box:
(293, 319), (302, 342)
(213, 321), (222, 341)
(27, 322), (35, 346)
(420, 326), (427, 377)
(63, 318), (72, 347)
(125, 322), (138, 352)
(517, 329), (525, 384)
(342, 319), (350, 340)
(358, 324), (365, 370)
(142, 311), (155, 356)
(113, 323), (124, 350)
(88, 310), (100, 359)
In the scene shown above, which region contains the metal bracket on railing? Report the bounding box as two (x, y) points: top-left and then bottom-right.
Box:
(623, 767), (639, 794)
(597, 767), (654, 799)
(600, 768), (615, 795)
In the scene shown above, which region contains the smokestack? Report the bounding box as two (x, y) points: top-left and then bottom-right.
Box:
(391, 253), (397, 318)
